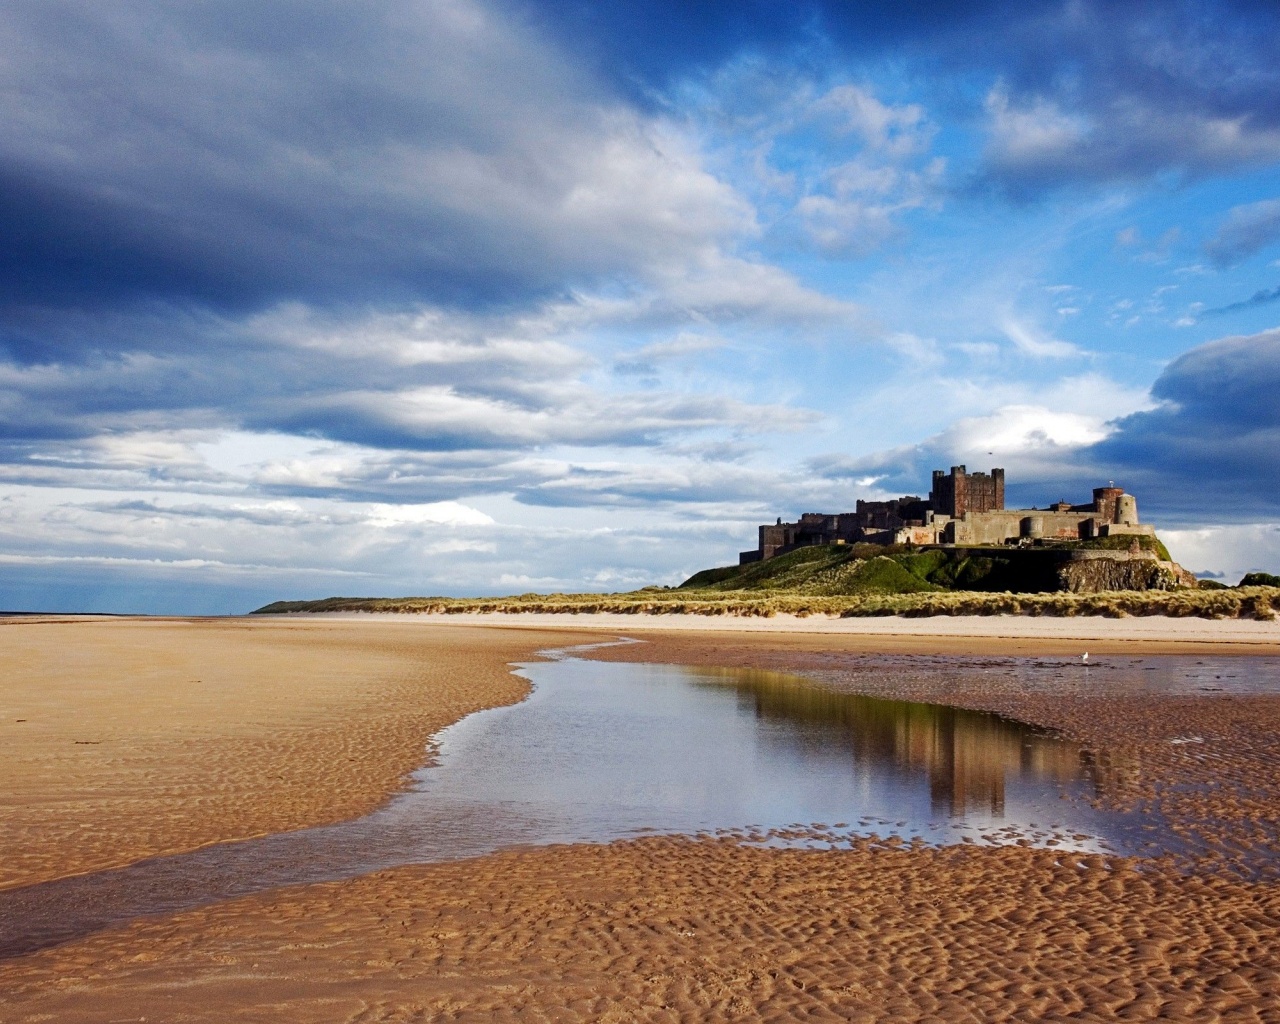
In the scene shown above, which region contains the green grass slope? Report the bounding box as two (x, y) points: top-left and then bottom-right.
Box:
(676, 538), (1183, 596)
(681, 544), (947, 596)
(677, 544), (1004, 596)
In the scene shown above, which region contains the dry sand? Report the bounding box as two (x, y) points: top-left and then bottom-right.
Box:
(303, 609), (1280, 647)
(5, 615), (1280, 1022)
(0, 616), (583, 889)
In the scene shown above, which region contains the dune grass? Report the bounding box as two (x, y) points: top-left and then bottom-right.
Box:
(254, 585), (1280, 621)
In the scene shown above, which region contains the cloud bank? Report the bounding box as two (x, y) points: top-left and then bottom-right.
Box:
(2, 0), (1280, 609)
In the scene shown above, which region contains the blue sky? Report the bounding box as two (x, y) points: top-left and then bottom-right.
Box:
(2, 0), (1279, 612)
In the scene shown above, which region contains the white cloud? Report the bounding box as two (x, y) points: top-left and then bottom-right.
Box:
(0, 478), (778, 611)
(637, 250), (861, 326)
(0, 0), (765, 307)
(928, 406), (1112, 474)
(815, 85), (934, 157)
(0, 551), (374, 578)
(984, 85), (1089, 168)
(809, 369), (1156, 498)
(1000, 316), (1085, 359)
(289, 382), (817, 450)
(678, 69), (945, 259)
(633, 333), (726, 362)
(982, 63), (1280, 191)
(1159, 524), (1280, 582)
(365, 502), (495, 528)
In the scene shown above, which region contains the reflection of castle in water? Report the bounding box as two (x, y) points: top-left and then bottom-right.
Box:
(696, 669), (1089, 817)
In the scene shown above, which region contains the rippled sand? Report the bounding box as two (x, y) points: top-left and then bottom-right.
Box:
(4, 617), (1280, 1022)
(4, 838), (1279, 1022)
(0, 617), (583, 889)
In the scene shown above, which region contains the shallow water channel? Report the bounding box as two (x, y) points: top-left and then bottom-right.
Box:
(408, 653), (1111, 849)
(0, 648), (1230, 957)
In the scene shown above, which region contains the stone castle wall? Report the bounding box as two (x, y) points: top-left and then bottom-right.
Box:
(741, 467), (1155, 565)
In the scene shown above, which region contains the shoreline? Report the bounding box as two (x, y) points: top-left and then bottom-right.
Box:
(268, 609), (1280, 653)
(12, 609), (1280, 651)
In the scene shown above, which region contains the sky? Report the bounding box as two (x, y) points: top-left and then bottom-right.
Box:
(2, 0), (1280, 613)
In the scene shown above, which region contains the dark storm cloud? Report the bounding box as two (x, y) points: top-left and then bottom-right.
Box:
(973, 3), (1280, 191)
(0, 0), (748, 316)
(1199, 284), (1280, 319)
(1087, 328), (1280, 519)
(520, 0), (1280, 192)
(1205, 200), (1280, 267)
(810, 330), (1280, 523)
(0, 308), (804, 453)
(512, 0), (1006, 89)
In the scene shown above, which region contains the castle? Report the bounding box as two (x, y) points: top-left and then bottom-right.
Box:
(740, 466), (1154, 564)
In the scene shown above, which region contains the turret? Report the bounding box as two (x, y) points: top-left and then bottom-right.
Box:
(1093, 486), (1124, 522)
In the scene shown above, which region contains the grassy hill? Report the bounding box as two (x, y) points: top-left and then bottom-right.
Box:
(678, 536), (1174, 597)
(680, 544), (938, 596)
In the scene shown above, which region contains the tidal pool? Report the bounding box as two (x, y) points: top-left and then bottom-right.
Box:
(0, 648), (1190, 956)
(408, 654), (1111, 849)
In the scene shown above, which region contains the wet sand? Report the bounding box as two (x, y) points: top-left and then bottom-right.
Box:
(0, 616), (583, 889)
(4, 837), (1280, 1022)
(591, 631), (1280, 879)
(5, 617), (1280, 1021)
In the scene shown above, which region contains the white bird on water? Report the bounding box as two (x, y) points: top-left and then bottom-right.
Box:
(1082, 652), (1090, 664)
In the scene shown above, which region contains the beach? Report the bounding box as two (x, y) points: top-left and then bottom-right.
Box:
(0, 616), (585, 889)
(3, 613), (1280, 1022)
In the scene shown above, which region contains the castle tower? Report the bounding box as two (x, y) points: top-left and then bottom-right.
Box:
(1093, 486), (1124, 523)
(931, 466), (1005, 517)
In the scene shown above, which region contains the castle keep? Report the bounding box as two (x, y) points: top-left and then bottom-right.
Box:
(741, 466), (1153, 564)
